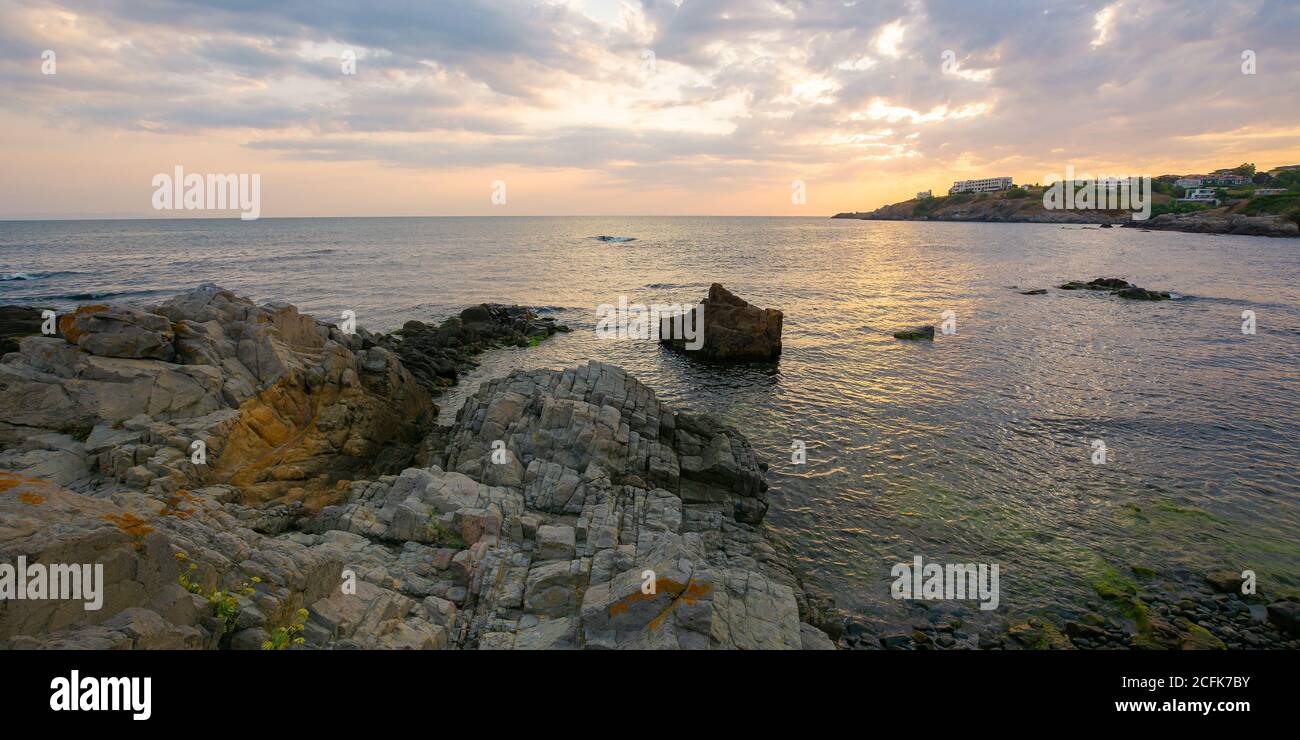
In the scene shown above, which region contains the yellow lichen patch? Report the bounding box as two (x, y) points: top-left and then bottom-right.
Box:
(17, 492), (45, 505)
(608, 577), (713, 631)
(57, 304), (109, 344)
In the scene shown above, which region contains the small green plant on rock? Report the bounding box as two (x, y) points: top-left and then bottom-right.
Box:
(262, 608), (309, 650)
(428, 514), (466, 549)
(174, 552), (252, 642)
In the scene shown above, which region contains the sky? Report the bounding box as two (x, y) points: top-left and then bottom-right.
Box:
(1, 0), (1298, 219)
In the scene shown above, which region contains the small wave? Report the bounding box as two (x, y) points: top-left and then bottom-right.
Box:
(59, 292), (129, 301)
(591, 235), (637, 243)
(0, 270), (85, 282)
(34, 289), (165, 302)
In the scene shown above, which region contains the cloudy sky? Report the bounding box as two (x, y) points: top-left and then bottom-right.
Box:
(2, 0), (1298, 218)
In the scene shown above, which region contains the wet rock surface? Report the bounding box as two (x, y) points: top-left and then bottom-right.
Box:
(377, 303), (568, 396)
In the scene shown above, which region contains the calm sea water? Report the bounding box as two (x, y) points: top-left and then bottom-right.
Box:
(3, 216), (1298, 631)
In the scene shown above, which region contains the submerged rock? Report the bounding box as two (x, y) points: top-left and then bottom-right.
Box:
(1267, 601), (1300, 636)
(1058, 277), (1172, 300)
(1114, 286), (1172, 301)
(893, 325), (935, 340)
(1060, 277), (1132, 290)
(660, 283), (782, 362)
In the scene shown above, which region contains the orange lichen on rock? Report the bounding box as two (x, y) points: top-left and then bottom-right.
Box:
(17, 492), (45, 505)
(160, 490), (194, 519)
(0, 471), (56, 494)
(608, 577), (713, 631)
(56, 304), (109, 344)
(103, 512), (154, 539)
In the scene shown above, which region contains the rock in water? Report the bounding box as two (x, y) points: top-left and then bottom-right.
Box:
(1204, 570), (1246, 594)
(893, 325), (935, 340)
(1266, 602), (1300, 636)
(659, 283), (782, 362)
(1058, 277), (1172, 300)
(1114, 286), (1172, 301)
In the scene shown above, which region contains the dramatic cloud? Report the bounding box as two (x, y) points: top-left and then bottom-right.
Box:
(1, 0), (1298, 216)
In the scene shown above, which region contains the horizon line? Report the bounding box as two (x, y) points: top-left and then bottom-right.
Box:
(0, 214), (845, 223)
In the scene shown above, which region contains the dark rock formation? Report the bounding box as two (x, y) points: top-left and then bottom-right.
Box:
(0, 306), (46, 356)
(378, 304), (568, 395)
(893, 325), (935, 340)
(1267, 601), (1300, 636)
(1115, 286), (1172, 301)
(659, 283), (782, 362)
(1059, 278), (1172, 300)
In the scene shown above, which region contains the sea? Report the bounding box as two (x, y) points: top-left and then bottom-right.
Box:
(2, 215), (1297, 632)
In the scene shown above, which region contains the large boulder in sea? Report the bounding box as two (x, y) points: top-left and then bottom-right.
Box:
(659, 284), (782, 362)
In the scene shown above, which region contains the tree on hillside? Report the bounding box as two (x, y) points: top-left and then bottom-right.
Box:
(1232, 163), (1256, 177)
(1275, 169), (1300, 189)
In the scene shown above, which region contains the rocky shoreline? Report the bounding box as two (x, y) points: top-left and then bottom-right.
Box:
(0, 286), (832, 649)
(2, 285), (1297, 650)
(1123, 211), (1299, 237)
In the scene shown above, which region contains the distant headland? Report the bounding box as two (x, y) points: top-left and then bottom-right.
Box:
(834, 164), (1300, 237)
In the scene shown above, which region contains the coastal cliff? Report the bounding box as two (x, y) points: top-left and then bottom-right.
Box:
(0, 286), (833, 650)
